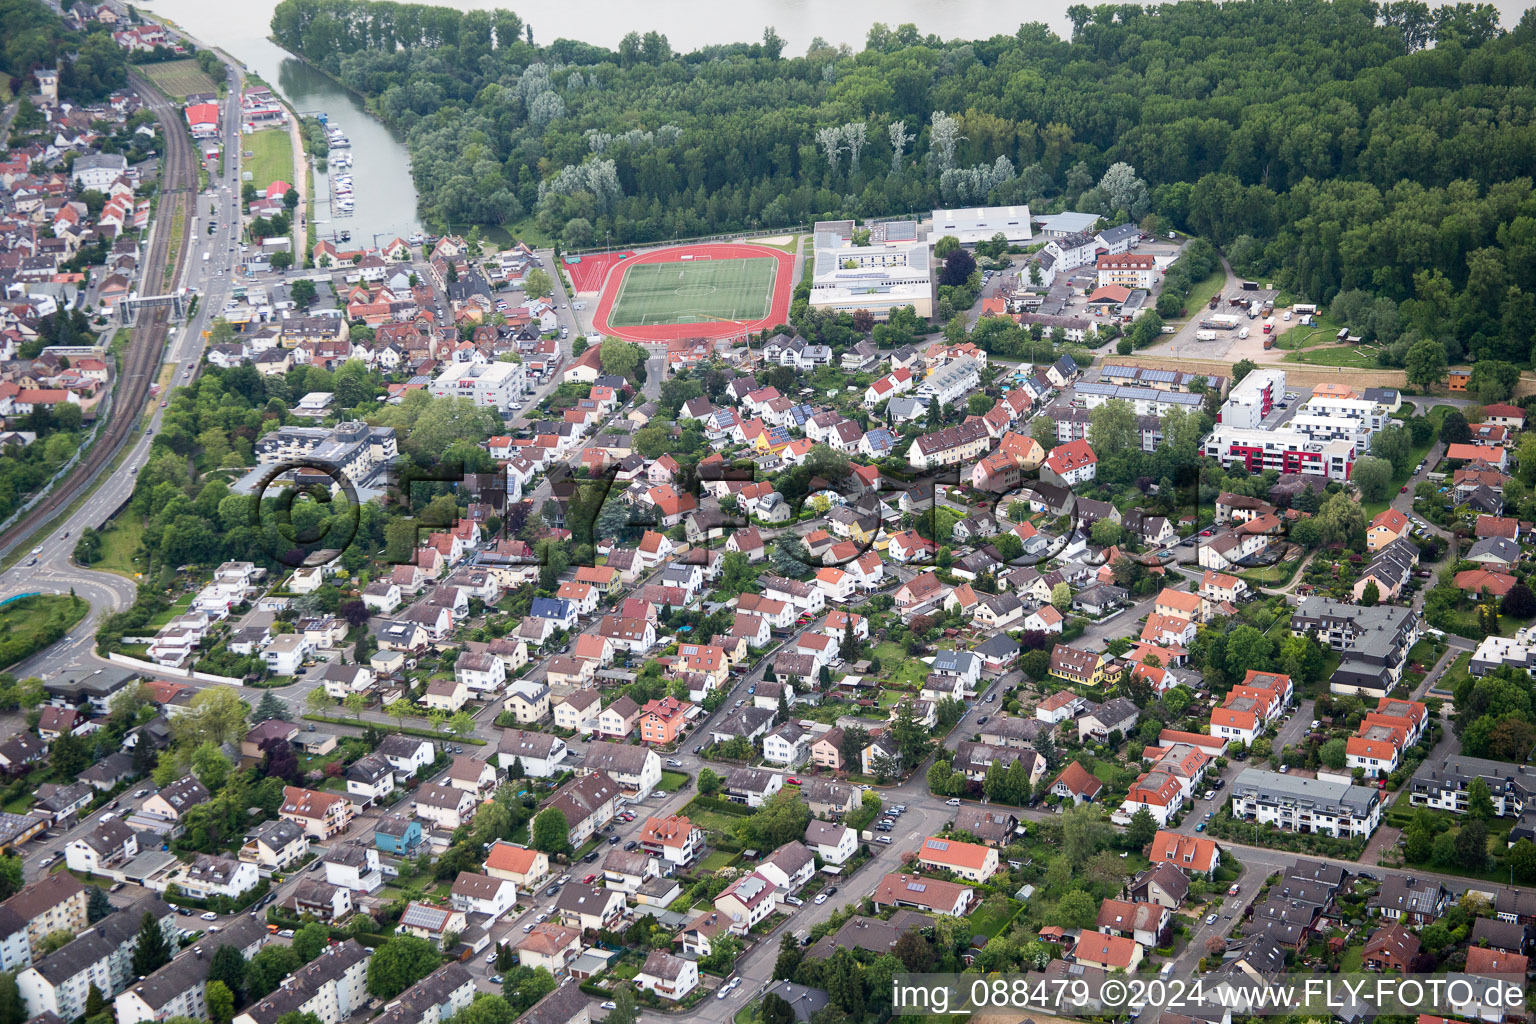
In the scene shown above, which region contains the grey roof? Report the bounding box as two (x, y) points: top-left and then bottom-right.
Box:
(764, 841), (814, 877)
(582, 739), (652, 776)
(1097, 223), (1139, 246)
(974, 633), (1020, 660)
(153, 775), (210, 815)
(347, 752), (393, 784)
(930, 650), (981, 676)
(375, 812), (418, 838)
(79, 818), (136, 855)
(1232, 768), (1379, 818)
(804, 820), (852, 848)
(1467, 536), (1521, 564)
(122, 917), (268, 1009)
(499, 729), (562, 759)
(762, 982), (830, 1023)
(238, 940), (369, 1024)
(726, 767), (781, 794)
(377, 734), (434, 760)
(518, 979), (593, 1024)
(385, 961), (475, 1020)
(555, 883), (619, 917)
(246, 818), (306, 850)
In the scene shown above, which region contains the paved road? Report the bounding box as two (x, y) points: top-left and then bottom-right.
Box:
(0, 64), (246, 676)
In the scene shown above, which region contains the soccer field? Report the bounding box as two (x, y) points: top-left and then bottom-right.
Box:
(607, 257), (778, 327)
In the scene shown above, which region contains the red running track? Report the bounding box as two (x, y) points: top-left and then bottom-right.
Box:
(590, 242), (795, 343)
(564, 251), (633, 293)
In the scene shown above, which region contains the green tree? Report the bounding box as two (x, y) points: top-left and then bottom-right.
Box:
(1056, 889), (1098, 929)
(131, 912), (172, 977)
(1509, 838), (1536, 883)
(208, 945), (248, 1002)
(253, 691), (288, 723)
(290, 279), (317, 309)
(1351, 456), (1393, 502)
(1359, 580), (1380, 607)
(1468, 776), (1496, 820)
(1403, 337), (1447, 389)
(1050, 582), (1072, 612)
(524, 268), (552, 298)
(1061, 804), (1109, 864)
(1125, 806), (1157, 848)
(206, 981), (235, 1024)
(292, 922), (330, 961)
(762, 993), (796, 1024)
(366, 935), (441, 998)
(607, 985), (638, 1024)
(697, 767), (721, 795)
(531, 808), (571, 856)
(1319, 738), (1347, 769)
(0, 972), (23, 1024)
(1456, 818), (1490, 870)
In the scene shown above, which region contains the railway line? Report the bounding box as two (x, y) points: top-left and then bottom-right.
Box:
(0, 72), (196, 559)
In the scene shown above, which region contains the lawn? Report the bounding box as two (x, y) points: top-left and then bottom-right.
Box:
(687, 809), (747, 836)
(658, 770), (689, 792)
(139, 59), (217, 100)
(145, 593), (194, 630)
(1182, 268), (1227, 318)
(243, 129), (294, 194)
(967, 895), (1023, 939)
(699, 850), (739, 872)
(1339, 945), (1364, 973)
(1284, 344), (1381, 368)
(1238, 557), (1302, 587)
(609, 257), (778, 327)
(0, 594), (89, 671)
(1435, 652), (1471, 696)
(93, 514), (145, 577)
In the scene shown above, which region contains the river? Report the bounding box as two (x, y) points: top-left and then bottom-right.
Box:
(143, 0), (1535, 244)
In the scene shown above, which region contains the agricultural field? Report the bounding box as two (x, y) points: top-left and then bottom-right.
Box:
(139, 60), (217, 101)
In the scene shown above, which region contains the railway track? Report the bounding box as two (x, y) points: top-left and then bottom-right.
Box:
(1, 73), (196, 556)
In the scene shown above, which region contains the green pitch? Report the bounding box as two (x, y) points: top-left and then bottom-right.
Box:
(608, 257), (777, 326)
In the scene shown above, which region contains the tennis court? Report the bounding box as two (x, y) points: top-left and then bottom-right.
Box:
(607, 256), (778, 327)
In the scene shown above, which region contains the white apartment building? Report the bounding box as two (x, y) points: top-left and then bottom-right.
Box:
(254, 422), (398, 485)
(1203, 425), (1356, 482)
(1220, 369), (1284, 429)
(429, 360), (527, 412)
(1229, 768), (1381, 839)
(917, 357), (981, 405)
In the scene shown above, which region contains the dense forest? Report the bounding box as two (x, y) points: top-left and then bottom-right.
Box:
(271, 0), (1536, 363)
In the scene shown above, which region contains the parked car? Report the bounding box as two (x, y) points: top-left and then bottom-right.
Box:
(200, 911), (218, 921)
(1228, 884), (1240, 895)
(814, 892), (830, 905)
(784, 895), (804, 907)
(875, 835), (893, 844)
(946, 797), (961, 806)
(1205, 913), (1218, 925)
(601, 1003), (616, 1011)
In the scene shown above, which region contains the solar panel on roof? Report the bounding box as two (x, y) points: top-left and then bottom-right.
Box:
(907, 882), (927, 892)
(1143, 369), (1177, 382)
(927, 840), (948, 850)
